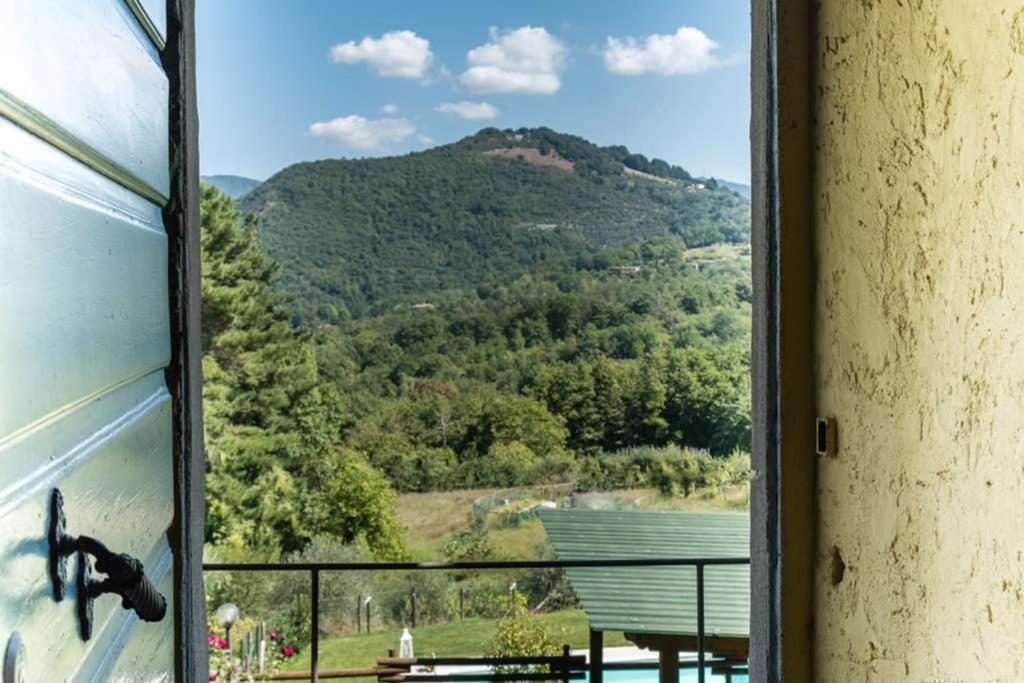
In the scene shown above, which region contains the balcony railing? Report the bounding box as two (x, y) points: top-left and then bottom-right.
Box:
(203, 557), (751, 683)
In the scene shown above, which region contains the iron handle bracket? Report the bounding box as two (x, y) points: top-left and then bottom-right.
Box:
(48, 489), (167, 640)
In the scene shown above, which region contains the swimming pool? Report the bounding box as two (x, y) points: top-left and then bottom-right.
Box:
(454, 667), (748, 683)
(577, 668), (747, 683)
(596, 668), (747, 683)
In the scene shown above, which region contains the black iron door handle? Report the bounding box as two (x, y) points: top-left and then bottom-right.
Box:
(48, 489), (167, 640)
(73, 536), (167, 621)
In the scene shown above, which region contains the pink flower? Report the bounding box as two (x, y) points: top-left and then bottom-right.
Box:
(217, 638), (228, 650)
(208, 635), (217, 645)
(209, 674), (216, 681)
(269, 630), (278, 641)
(282, 645), (295, 657)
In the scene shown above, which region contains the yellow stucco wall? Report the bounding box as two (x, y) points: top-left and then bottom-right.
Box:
(813, 1), (1024, 679)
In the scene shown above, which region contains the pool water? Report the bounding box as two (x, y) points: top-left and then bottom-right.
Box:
(596, 668), (748, 683)
(457, 668), (747, 683)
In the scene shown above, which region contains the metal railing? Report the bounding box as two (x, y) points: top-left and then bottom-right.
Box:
(203, 557), (751, 683)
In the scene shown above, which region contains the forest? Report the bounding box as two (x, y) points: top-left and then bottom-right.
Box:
(238, 127), (750, 321)
(202, 175), (752, 562)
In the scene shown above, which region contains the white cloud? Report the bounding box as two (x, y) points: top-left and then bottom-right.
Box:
(309, 115), (416, 151)
(380, 103), (399, 114)
(603, 27), (722, 76)
(459, 26), (567, 94)
(435, 101), (500, 120)
(329, 30), (434, 79)
(417, 134), (436, 145)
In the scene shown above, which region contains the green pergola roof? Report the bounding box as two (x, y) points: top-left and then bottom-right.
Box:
(537, 509), (749, 640)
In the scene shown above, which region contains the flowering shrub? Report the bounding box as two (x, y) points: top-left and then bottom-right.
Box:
(487, 593), (562, 677)
(207, 627), (301, 683)
(272, 626), (302, 660)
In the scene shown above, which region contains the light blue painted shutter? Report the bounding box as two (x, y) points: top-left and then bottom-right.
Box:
(0, 1), (177, 680)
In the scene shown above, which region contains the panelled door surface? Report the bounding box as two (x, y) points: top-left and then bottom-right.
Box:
(0, 1), (176, 680)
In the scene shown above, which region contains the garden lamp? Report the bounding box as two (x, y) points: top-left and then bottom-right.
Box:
(399, 627), (414, 658)
(215, 602), (240, 650)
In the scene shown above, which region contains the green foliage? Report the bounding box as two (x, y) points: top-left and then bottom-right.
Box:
(444, 529), (497, 564)
(381, 571), (459, 626)
(239, 127), (750, 321)
(304, 241), (752, 493)
(201, 184), (405, 558)
(662, 344), (751, 455)
(206, 536), (374, 637)
(523, 540), (579, 612)
(487, 592), (562, 676)
(207, 635), (291, 683)
(576, 446), (751, 494)
(298, 449), (407, 559)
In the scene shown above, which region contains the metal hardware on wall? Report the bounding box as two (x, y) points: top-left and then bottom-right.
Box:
(48, 489), (168, 640)
(816, 417), (837, 457)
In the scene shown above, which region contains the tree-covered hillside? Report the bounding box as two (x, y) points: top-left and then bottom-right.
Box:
(202, 183), (752, 557)
(202, 174), (261, 199)
(239, 127), (750, 321)
(317, 239), (753, 494)
(203, 128), (754, 564)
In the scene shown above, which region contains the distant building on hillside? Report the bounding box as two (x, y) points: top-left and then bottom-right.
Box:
(533, 223), (558, 231)
(410, 302), (436, 311)
(613, 265), (642, 278)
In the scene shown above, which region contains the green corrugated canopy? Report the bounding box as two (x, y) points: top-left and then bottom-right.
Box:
(537, 509), (749, 640)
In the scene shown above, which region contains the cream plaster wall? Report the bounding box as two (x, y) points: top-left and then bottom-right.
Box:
(814, 1), (1024, 679)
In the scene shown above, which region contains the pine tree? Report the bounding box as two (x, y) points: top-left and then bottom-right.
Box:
(200, 184), (404, 557)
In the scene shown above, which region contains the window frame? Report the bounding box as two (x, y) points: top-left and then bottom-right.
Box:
(750, 0), (815, 680)
(164, 0), (208, 680)
(165, 1), (812, 679)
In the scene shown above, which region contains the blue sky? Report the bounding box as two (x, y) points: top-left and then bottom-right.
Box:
(196, 1), (751, 183)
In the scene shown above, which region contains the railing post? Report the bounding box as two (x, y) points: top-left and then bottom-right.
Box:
(311, 568), (320, 683)
(589, 628), (603, 683)
(696, 563), (705, 683)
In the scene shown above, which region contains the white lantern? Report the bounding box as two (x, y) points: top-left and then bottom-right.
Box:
(215, 602), (240, 650)
(399, 628), (414, 659)
(215, 603), (240, 629)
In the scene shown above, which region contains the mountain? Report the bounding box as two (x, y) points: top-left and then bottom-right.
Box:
(202, 174), (261, 199)
(721, 180), (751, 199)
(238, 127), (750, 321)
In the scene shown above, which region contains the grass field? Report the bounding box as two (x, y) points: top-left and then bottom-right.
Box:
(281, 609), (630, 677)
(398, 484), (750, 561)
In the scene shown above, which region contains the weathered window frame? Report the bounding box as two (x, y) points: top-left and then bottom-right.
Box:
(162, 1), (812, 679)
(750, 0), (814, 681)
(163, 0), (208, 680)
